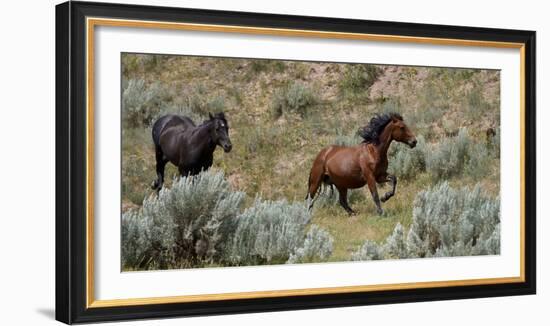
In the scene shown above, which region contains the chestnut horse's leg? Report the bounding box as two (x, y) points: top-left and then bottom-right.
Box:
(328, 184), (334, 198)
(336, 187), (355, 215)
(380, 174), (397, 202)
(366, 175), (384, 215)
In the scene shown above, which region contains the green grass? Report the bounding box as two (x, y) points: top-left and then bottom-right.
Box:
(121, 53), (500, 262)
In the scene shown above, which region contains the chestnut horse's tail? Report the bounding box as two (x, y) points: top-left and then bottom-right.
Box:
(306, 146), (333, 204)
(305, 170), (314, 200)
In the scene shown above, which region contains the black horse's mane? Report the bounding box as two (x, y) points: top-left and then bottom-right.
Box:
(358, 112), (403, 144)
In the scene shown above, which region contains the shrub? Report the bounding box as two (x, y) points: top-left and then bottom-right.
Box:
(121, 171), (245, 270)
(351, 240), (384, 261)
(121, 210), (151, 269)
(416, 68), (475, 115)
(122, 54), (171, 78)
(339, 64), (381, 98)
(332, 129), (362, 147)
(464, 81), (491, 121)
(229, 198), (333, 265)
(410, 182), (500, 257)
(388, 135), (427, 180)
(270, 81), (318, 118)
(244, 126), (284, 155)
(465, 141), (492, 178)
(425, 129), (496, 180)
(383, 223), (409, 259)
(122, 79), (172, 127)
(352, 182), (500, 260)
(487, 127), (500, 158)
(351, 223), (408, 261)
(122, 171), (335, 270)
(181, 84), (227, 117)
(425, 128), (471, 180)
(413, 106), (447, 128)
(288, 225), (334, 264)
(121, 151), (151, 206)
(377, 98), (403, 116)
(249, 59), (286, 74)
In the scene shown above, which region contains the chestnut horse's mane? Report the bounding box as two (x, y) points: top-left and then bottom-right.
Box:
(357, 112), (403, 144)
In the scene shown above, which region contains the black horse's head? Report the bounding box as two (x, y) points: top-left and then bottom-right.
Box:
(208, 112), (232, 153)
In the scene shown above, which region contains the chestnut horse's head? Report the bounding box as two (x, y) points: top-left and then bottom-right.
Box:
(358, 112), (417, 148)
(389, 114), (417, 148)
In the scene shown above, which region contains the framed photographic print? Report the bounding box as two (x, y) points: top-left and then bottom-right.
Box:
(55, 1), (536, 324)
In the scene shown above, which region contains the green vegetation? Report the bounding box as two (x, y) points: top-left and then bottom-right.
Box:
(229, 197), (332, 266)
(121, 54), (500, 268)
(121, 171), (245, 270)
(270, 81), (319, 118)
(352, 182), (500, 260)
(339, 64), (382, 99)
(122, 171), (332, 270)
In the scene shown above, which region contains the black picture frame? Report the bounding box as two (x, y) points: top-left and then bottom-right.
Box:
(56, 1), (536, 324)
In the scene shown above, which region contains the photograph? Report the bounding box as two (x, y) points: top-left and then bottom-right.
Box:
(120, 53), (501, 271)
(50, 1), (537, 324)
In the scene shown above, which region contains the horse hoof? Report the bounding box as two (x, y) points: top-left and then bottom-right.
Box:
(151, 180), (161, 190)
(377, 209), (384, 216)
(348, 211), (356, 216)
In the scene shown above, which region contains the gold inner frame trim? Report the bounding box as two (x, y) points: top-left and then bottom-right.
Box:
(86, 17), (526, 309)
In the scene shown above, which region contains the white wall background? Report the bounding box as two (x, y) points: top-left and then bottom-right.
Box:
(0, 0), (546, 324)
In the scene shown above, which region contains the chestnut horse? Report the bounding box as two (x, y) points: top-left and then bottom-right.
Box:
(306, 113), (417, 215)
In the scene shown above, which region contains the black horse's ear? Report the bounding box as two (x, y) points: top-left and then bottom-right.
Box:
(217, 112), (225, 119)
(209, 112), (214, 120)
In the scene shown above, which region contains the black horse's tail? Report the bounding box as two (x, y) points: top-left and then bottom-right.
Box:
(152, 114), (171, 147)
(151, 119), (161, 147)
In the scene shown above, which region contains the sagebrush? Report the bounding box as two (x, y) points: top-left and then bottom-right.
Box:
(229, 198), (333, 265)
(121, 171), (245, 270)
(122, 171), (334, 270)
(339, 64), (381, 98)
(388, 135), (427, 180)
(270, 81), (318, 118)
(122, 79), (171, 128)
(352, 182), (500, 260)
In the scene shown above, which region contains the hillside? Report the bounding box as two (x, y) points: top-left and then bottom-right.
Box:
(121, 53), (500, 262)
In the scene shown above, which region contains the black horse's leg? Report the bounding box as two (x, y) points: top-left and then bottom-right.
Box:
(152, 146), (167, 191)
(366, 176), (383, 215)
(380, 174), (397, 202)
(178, 165), (193, 177)
(337, 187), (355, 215)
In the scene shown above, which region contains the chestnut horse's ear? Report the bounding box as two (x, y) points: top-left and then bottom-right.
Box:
(209, 112), (214, 120)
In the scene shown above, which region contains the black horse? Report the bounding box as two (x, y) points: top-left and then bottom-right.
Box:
(151, 112), (232, 191)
